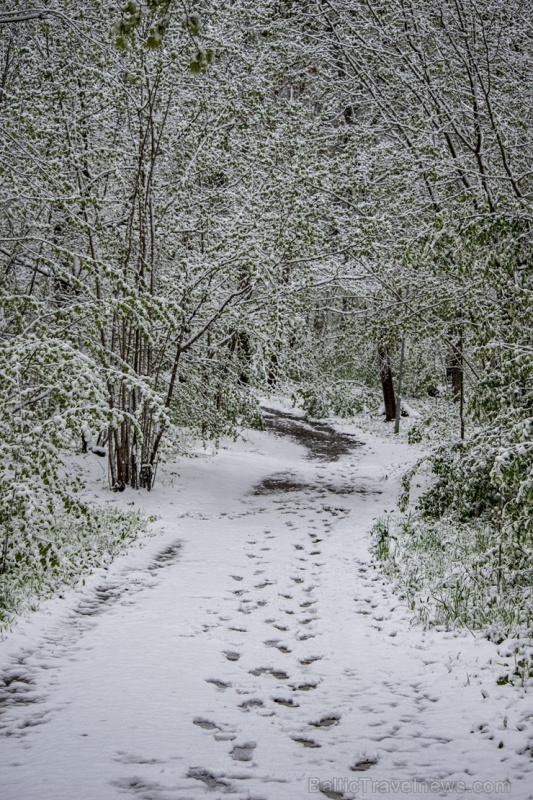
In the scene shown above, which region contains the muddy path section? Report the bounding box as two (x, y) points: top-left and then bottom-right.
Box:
(261, 407), (362, 462)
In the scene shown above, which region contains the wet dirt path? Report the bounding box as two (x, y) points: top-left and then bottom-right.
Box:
(261, 407), (362, 462)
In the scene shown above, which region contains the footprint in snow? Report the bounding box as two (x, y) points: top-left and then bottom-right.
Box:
(187, 768), (232, 791)
(0, 668), (37, 709)
(114, 753), (165, 765)
(230, 742), (256, 762)
(112, 777), (168, 794)
(311, 715), (340, 728)
(350, 755), (379, 772)
(249, 667), (269, 676)
(205, 678), (231, 690)
(292, 737), (321, 748)
(273, 697), (299, 708)
(291, 682), (318, 692)
(239, 698), (265, 711)
(224, 651), (240, 662)
(264, 640), (292, 654)
(318, 782), (348, 799)
(193, 718), (221, 731)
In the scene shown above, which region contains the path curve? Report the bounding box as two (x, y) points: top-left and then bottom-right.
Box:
(0, 411), (531, 800)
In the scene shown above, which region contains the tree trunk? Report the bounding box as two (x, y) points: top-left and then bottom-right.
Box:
(267, 352), (278, 388)
(446, 335), (463, 402)
(378, 344), (396, 422)
(108, 410), (158, 492)
(394, 335), (406, 434)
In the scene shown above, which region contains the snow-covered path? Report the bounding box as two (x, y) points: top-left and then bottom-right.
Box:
(0, 412), (532, 800)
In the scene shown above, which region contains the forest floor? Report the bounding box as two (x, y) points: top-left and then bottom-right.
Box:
(0, 405), (532, 800)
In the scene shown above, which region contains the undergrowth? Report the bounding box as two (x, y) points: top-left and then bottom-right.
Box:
(371, 512), (533, 639)
(0, 506), (146, 629)
(370, 417), (533, 686)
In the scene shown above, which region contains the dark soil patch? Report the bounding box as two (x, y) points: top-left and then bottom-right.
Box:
(253, 473), (314, 495)
(261, 407), (362, 462)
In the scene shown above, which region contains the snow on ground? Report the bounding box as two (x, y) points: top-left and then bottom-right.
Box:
(0, 409), (532, 800)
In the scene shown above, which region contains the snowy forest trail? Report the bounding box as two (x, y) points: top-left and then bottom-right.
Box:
(0, 410), (531, 800)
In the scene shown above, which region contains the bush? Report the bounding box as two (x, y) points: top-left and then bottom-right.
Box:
(295, 381), (379, 419)
(372, 417), (533, 639)
(0, 505), (146, 628)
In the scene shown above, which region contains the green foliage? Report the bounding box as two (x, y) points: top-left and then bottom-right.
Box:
(189, 48), (213, 73)
(407, 425), (423, 444)
(183, 13), (201, 36)
(294, 381), (378, 419)
(114, 1), (143, 51)
(415, 442), (499, 522)
(295, 387), (330, 419)
(496, 648), (533, 688)
(2, 0), (533, 640)
(378, 390), (533, 638)
(371, 516), (394, 562)
(0, 505), (145, 629)
(114, 0), (174, 51)
(371, 511), (533, 638)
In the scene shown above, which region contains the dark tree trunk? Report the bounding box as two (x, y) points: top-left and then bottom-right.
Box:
(446, 330), (465, 439)
(394, 335), (406, 434)
(237, 331), (252, 385)
(108, 411), (158, 492)
(378, 344), (396, 422)
(446, 336), (463, 402)
(267, 352), (278, 388)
